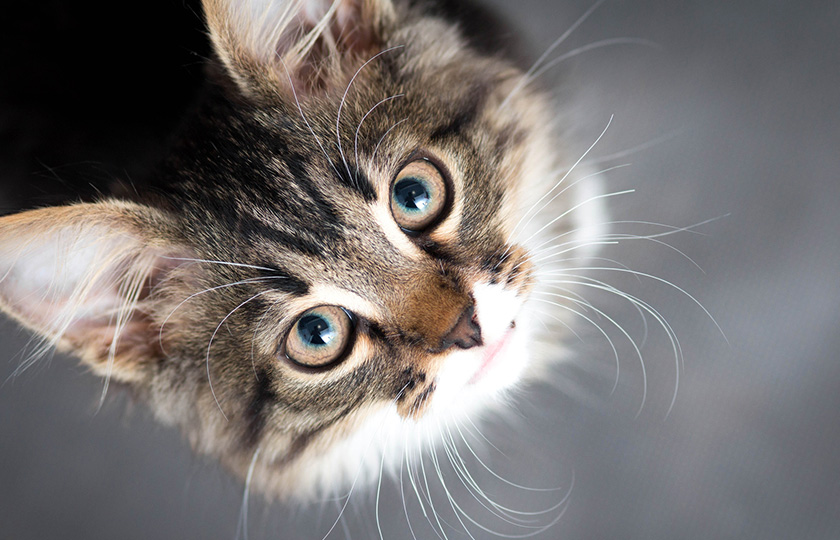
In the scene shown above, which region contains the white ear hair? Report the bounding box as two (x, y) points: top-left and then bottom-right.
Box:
(0, 201), (185, 387)
(202, 0), (394, 98)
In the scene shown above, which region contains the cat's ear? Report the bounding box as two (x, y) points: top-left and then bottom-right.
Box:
(203, 0), (396, 99)
(0, 201), (187, 383)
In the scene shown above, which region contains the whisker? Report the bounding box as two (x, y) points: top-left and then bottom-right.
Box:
(518, 188), (635, 250)
(354, 93), (405, 176)
(531, 291), (626, 395)
(372, 118), (408, 164)
(335, 45), (405, 181)
(234, 447), (261, 540)
(159, 276), (281, 356)
(417, 435), (451, 540)
(512, 162), (631, 261)
(427, 425), (479, 540)
(499, 115), (616, 267)
(541, 266), (726, 343)
(525, 213), (723, 264)
(374, 410), (397, 540)
(528, 37), (658, 83)
(539, 273), (685, 416)
(319, 383), (411, 540)
(499, 0), (606, 110)
(583, 129), (683, 165)
(538, 259), (651, 346)
(399, 433), (421, 540)
(160, 256), (280, 273)
(455, 417), (566, 494)
(433, 420), (575, 538)
(277, 57), (341, 179)
(438, 422), (544, 526)
(404, 429), (440, 540)
(206, 290), (275, 420)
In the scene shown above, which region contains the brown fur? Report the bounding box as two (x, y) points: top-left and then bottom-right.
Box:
(0, 0), (589, 500)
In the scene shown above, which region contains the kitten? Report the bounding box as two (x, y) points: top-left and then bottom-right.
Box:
(0, 0), (604, 503)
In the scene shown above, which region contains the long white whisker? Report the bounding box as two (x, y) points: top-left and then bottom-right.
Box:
(531, 295), (623, 393)
(534, 289), (628, 388)
(159, 276), (281, 356)
(520, 188), (635, 249)
(277, 58), (341, 178)
(584, 129), (683, 164)
(432, 420), (574, 538)
(336, 46), (405, 182)
(499, 0), (606, 110)
(399, 433), (420, 540)
(234, 447), (261, 540)
(418, 434), (451, 540)
(161, 256), (279, 273)
(540, 274), (685, 416)
(439, 422), (545, 525)
(319, 383), (411, 540)
(455, 417), (565, 494)
(605, 216), (727, 237)
(529, 38), (658, 82)
(403, 428), (442, 540)
(375, 410), (398, 540)
(372, 118), (408, 164)
(526, 214), (725, 264)
(542, 266), (726, 342)
(513, 162), (631, 259)
(206, 290), (274, 420)
(427, 424), (478, 540)
(500, 115), (616, 267)
(354, 93), (405, 175)
(536, 257), (651, 347)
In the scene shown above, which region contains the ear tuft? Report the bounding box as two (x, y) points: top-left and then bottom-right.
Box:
(0, 201), (187, 384)
(203, 0), (395, 99)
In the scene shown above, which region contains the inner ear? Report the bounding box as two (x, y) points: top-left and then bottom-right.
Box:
(203, 0), (395, 99)
(0, 201), (190, 383)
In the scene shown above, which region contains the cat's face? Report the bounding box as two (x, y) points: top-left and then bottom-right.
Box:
(0, 0), (599, 500)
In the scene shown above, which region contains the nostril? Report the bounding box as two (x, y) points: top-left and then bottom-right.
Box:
(441, 305), (483, 350)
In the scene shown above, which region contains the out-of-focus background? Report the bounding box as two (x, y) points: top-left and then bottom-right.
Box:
(1, 1), (838, 539)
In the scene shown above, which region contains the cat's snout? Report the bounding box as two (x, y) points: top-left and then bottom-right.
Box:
(440, 305), (483, 351)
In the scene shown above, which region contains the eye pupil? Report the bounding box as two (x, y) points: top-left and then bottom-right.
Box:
(394, 178), (430, 212)
(390, 159), (448, 233)
(297, 314), (335, 347)
(285, 306), (354, 369)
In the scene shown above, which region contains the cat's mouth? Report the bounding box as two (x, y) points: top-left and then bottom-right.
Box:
(468, 322), (516, 385)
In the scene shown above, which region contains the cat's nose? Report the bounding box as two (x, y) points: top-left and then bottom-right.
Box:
(440, 305), (483, 350)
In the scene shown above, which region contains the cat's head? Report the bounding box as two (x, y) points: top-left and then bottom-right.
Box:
(0, 0), (601, 499)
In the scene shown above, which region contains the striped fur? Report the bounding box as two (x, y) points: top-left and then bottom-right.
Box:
(0, 0), (602, 500)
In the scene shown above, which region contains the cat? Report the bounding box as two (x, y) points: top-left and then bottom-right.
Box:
(0, 0), (605, 507)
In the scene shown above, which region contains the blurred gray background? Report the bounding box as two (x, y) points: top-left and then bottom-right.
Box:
(1, 0), (838, 539)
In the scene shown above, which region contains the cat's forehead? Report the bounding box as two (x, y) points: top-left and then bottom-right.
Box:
(164, 34), (544, 310)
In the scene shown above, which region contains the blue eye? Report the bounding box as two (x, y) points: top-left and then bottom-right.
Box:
(285, 306), (354, 368)
(297, 313), (337, 347)
(394, 177), (432, 213)
(390, 159), (447, 232)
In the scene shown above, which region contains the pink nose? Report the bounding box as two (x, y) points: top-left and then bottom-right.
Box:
(440, 305), (483, 350)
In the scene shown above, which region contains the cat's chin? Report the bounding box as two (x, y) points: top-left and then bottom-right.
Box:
(281, 282), (534, 501)
(426, 281), (532, 413)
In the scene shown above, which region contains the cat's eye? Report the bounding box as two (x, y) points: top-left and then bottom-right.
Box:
(285, 306), (355, 369)
(390, 159), (448, 233)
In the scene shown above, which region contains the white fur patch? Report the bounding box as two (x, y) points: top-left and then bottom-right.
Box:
(290, 280), (535, 498)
